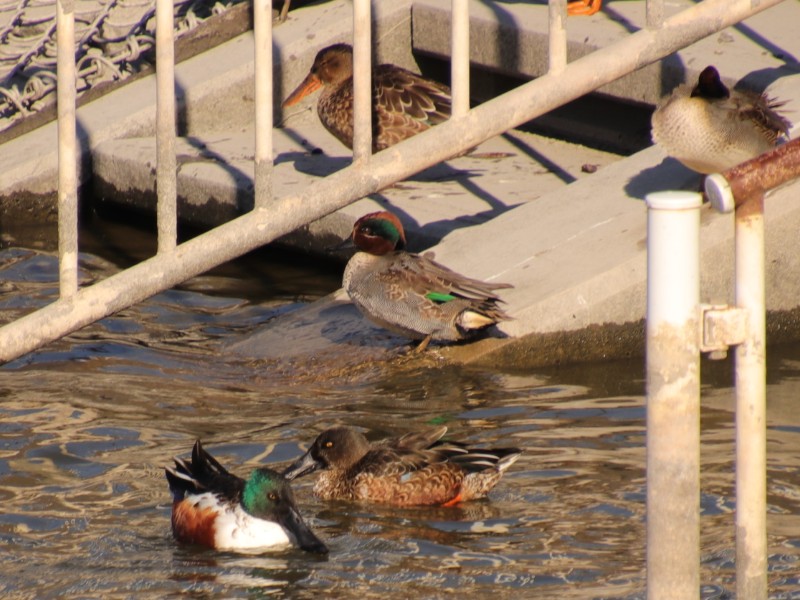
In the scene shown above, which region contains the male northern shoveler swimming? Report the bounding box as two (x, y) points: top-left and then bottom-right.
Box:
(651, 65), (791, 174)
(282, 43), (451, 152)
(165, 440), (328, 554)
(282, 426), (521, 506)
(341, 211), (511, 351)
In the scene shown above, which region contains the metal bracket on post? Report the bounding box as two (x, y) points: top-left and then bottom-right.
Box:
(699, 304), (748, 360)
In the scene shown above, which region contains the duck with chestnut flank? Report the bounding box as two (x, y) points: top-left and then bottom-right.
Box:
(651, 65), (791, 174)
(283, 43), (451, 152)
(165, 440), (328, 553)
(283, 426), (521, 506)
(341, 211), (512, 351)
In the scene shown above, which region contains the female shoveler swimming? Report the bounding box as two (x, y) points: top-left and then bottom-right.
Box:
(283, 426), (521, 507)
(165, 440), (328, 554)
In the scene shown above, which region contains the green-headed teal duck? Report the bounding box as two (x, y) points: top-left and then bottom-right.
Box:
(651, 65), (791, 174)
(282, 43), (451, 152)
(342, 211), (512, 351)
(283, 426), (521, 506)
(165, 440), (328, 553)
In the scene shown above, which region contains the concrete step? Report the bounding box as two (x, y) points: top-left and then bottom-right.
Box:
(92, 114), (619, 251)
(412, 0), (800, 106)
(4, 0), (799, 207)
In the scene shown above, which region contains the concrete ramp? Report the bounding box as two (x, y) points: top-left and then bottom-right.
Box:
(226, 137), (800, 369)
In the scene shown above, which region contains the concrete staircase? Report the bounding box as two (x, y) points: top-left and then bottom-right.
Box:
(2, 0), (799, 368)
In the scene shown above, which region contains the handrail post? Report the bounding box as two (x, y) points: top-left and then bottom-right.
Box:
(56, 0), (78, 298)
(156, 0), (177, 252)
(352, 0), (372, 163)
(645, 191), (702, 600)
(646, 0), (664, 30)
(548, 0), (567, 75)
(254, 0), (273, 209)
(451, 0), (469, 117)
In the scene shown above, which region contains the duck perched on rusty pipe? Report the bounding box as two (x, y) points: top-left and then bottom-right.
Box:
(651, 65), (792, 174)
(282, 43), (452, 152)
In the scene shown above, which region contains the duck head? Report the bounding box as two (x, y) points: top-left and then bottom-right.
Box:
(242, 468), (328, 553)
(283, 428), (372, 479)
(349, 211), (407, 255)
(283, 44), (354, 107)
(691, 66), (730, 100)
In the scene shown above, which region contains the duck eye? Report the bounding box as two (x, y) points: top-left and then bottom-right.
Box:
(324, 441), (334, 448)
(268, 492), (278, 501)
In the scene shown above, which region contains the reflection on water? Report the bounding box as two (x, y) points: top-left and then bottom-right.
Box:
(1, 245), (800, 599)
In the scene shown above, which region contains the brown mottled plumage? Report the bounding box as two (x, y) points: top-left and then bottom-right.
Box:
(282, 43), (451, 152)
(282, 426), (521, 506)
(651, 65), (791, 174)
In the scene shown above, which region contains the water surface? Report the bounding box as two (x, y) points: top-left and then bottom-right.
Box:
(1, 228), (799, 599)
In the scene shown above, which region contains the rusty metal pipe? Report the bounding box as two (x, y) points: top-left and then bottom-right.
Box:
(705, 138), (800, 215)
(733, 192), (767, 600)
(703, 128), (800, 600)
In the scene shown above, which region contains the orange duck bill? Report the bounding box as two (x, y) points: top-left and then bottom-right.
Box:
(283, 72), (323, 107)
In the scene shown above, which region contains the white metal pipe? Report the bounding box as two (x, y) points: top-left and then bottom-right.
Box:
(548, 0), (567, 75)
(704, 137), (800, 600)
(253, 0), (273, 208)
(156, 0), (177, 252)
(450, 0), (469, 117)
(735, 200), (767, 600)
(0, 0), (783, 362)
(646, 0), (664, 30)
(352, 0), (372, 162)
(645, 191), (702, 600)
(56, 0), (77, 299)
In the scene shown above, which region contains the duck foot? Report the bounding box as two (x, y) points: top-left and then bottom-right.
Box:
(414, 335), (433, 353)
(277, 0), (291, 22)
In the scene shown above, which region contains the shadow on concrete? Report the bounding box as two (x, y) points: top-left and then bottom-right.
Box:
(501, 131), (576, 185)
(181, 135), (255, 213)
(624, 157), (701, 200)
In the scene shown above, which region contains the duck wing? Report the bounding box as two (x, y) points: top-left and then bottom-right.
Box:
(737, 92), (792, 143)
(165, 440), (244, 504)
(382, 425), (449, 451)
(373, 65), (451, 149)
(375, 65), (451, 124)
(385, 251), (512, 303)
